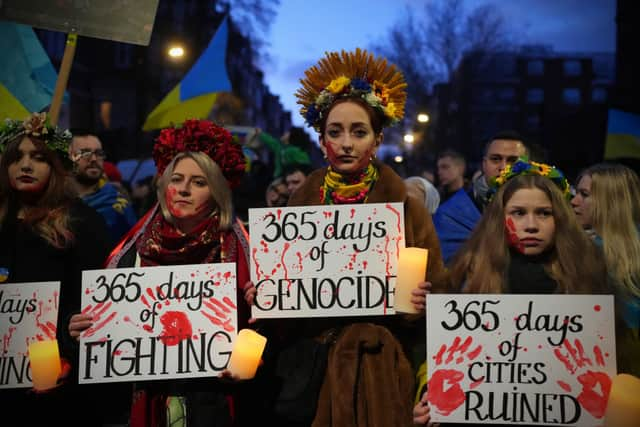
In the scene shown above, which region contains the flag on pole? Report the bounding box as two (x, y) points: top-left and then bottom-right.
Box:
(0, 22), (64, 120)
(142, 16), (231, 131)
(604, 108), (640, 160)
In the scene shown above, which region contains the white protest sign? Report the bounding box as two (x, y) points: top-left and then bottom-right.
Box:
(79, 263), (237, 384)
(426, 294), (616, 426)
(248, 203), (405, 318)
(0, 281), (60, 389)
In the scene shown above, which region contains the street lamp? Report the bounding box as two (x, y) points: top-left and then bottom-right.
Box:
(403, 133), (415, 144)
(417, 113), (430, 123)
(167, 45), (185, 59)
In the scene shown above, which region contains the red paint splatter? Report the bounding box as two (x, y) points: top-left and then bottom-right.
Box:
(385, 203), (402, 234)
(594, 304), (601, 312)
(281, 242), (291, 279)
(557, 380), (572, 392)
(81, 304), (93, 314)
(159, 311), (192, 346)
(426, 370), (466, 416)
(350, 208), (355, 219)
(143, 324), (153, 333)
(221, 297), (236, 309)
(252, 247), (262, 280)
(201, 311), (234, 332)
(470, 379), (483, 389)
(83, 311), (118, 338)
(146, 288), (156, 301)
(140, 295), (150, 309)
(576, 371), (611, 418)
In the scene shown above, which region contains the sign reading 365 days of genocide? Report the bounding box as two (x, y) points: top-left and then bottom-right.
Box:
(248, 203), (405, 318)
(79, 264), (238, 384)
(0, 281), (60, 389)
(426, 294), (616, 426)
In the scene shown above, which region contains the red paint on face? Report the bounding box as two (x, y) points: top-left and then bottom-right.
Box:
(159, 311), (192, 346)
(324, 141), (339, 165)
(165, 187), (183, 217)
(505, 217), (525, 253)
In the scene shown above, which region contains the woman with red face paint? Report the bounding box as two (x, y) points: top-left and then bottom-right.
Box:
(0, 113), (111, 426)
(412, 159), (608, 426)
(243, 49), (446, 427)
(68, 119), (252, 427)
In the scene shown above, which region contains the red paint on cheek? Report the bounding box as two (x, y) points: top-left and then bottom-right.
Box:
(324, 141), (338, 164)
(505, 217), (525, 253)
(165, 187), (183, 217)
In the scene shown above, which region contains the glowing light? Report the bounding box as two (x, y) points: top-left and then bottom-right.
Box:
(403, 134), (415, 143)
(394, 155), (404, 163)
(417, 113), (430, 123)
(168, 46), (185, 58)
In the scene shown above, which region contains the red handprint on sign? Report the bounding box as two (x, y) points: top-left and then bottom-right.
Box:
(553, 338), (612, 419)
(426, 336), (483, 416)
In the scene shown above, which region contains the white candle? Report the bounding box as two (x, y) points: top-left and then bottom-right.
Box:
(28, 339), (61, 391)
(394, 247), (429, 314)
(227, 329), (267, 379)
(604, 373), (640, 427)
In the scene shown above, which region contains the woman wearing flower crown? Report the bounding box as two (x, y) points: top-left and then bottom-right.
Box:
(412, 158), (609, 425)
(68, 119), (252, 427)
(571, 163), (640, 378)
(0, 113), (111, 425)
(245, 49), (445, 427)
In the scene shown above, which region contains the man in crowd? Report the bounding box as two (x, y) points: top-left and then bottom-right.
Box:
(69, 130), (137, 245)
(283, 163), (312, 196)
(436, 149), (467, 204)
(434, 130), (528, 264)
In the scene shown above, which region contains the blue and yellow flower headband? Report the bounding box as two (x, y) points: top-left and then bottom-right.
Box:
(295, 48), (407, 132)
(488, 157), (572, 200)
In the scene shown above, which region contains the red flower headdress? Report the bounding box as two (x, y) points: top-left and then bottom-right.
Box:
(153, 119), (246, 189)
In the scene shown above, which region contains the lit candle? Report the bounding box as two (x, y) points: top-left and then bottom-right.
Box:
(394, 247), (429, 314)
(28, 339), (61, 391)
(227, 329), (267, 380)
(604, 373), (640, 427)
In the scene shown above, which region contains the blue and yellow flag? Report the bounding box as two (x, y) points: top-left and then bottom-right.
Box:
(0, 22), (64, 120)
(604, 108), (640, 160)
(142, 16), (231, 131)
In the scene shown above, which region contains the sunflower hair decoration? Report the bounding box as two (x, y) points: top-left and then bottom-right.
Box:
(488, 157), (572, 200)
(295, 48), (407, 132)
(0, 112), (72, 156)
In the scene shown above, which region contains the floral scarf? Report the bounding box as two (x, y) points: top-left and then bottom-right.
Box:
(136, 211), (236, 266)
(320, 163), (379, 204)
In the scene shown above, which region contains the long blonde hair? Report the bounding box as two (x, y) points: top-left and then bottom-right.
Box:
(156, 151), (234, 230)
(0, 136), (74, 248)
(450, 174), (606, 294)
(584, 163), (640, 298)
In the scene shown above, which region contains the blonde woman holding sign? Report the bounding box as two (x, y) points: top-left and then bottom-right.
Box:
(68, 119), (254, 427)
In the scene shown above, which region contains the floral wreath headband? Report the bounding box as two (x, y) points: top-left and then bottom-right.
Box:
(153, 119), (246, 189)
(295, 48), (407, 132)
(488, 157), (572, 200)
(0, 112), (72, 157)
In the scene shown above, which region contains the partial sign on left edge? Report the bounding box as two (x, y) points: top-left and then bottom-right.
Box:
(0, 281), (60, 389)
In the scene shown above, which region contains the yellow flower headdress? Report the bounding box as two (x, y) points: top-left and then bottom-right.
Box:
(295, 48), (407, 132)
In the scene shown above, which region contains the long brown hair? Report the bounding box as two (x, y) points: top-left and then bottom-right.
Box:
(0, 136), (74, 248)
(449, 174), (606, 294)
(583, 163), (640, 299)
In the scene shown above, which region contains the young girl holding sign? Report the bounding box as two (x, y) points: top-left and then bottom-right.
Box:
(413, 158), (608, 425)
(68, 119), (253, 427)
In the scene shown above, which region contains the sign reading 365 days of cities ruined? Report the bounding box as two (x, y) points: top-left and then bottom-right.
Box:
(426, 294), (616, 426)
(79, 264), (238, 384)
(248, 203), (405, 318)
(0, 281), (60, 389)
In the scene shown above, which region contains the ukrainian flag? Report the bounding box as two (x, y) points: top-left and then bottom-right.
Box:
(604, 108), (640, 160)
(0, 22), (64, 120)
(142, 16), (231, 131)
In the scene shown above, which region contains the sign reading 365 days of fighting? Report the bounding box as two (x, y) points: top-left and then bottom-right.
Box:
(0, 281), (60, 389)
(79, 264), (238, 384)
(426, 294), (616, 426)
(248, 203), (405, 318)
